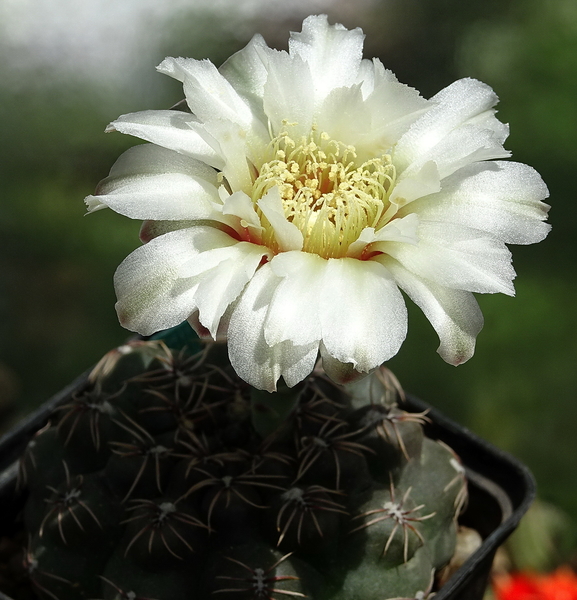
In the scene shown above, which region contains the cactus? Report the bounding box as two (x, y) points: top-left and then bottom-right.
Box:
(19, 325), (467, 600)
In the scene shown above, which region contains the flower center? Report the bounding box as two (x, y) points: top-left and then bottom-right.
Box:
(252, 126), (396, 259)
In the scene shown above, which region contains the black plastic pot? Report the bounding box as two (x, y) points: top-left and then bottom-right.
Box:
(0, 371), (535, 600)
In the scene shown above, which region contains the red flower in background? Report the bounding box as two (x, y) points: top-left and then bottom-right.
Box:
(494, 573), (541, 600)
(539, 568), (577, 600)
(494, 568), (577, 600)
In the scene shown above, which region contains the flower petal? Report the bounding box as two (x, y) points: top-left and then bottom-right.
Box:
(202, 119), (256, 193)
(288, 15), (364, 102)
(115, 225), (253, 336)
(374, 213), (421, 243)
(265, 251), (325, 346)
(106, 110), (223, 168)
(187, 301), (235, 342)
(228, 264), (319, 391)
(319, 343), (369, 385)
(191, 242), (270, 338)
(323, 59), (430, 158)
(401, 161), (551, 245)
(139, 220), (193, 243)
(389, 160), (441, 206)
(319, 258), (407, 373)
(157, 58), (269, 157)
(381, 221), (516, 295)
(360, 60), (430, 142)
(219, 33), (271, 123)
(379, 256), (484, 365)
(85, 144), (220, 220)
(258, 188), (304, 252)
(102, 143), (217, 180)
(262, 51), (315, 138)
(404, 124), (511, 180)
(394, 78), (510, 177)
(346, 214), (420, 259)
(113, 228), (210, 335)
(158, 58), (253, 127)
(396, 78), (500, 159)
(221, 191), (264, 241)
(316, 84), (373, 155)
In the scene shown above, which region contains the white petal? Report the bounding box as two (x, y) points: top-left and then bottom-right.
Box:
(139, 220), (193, 242)
(378, 256), (484, 365)
(103, 143), (217, 181)
(334, 59), (430, 157)
(219, 33), (271, 122)
(115, 226), (266, 338)
(397, 78), (500, 156)
(258, 188), (304, 251)
(402, 124), (511, 180)
(346, 214), (420, 258)
(192, 242), (269, 338)
(158, 58), (253, 127)
(228, 264), (319, 391)
(319, 343), (369, 385)
(431, 78), (502, 125)
(362, 60), (430, 141)
(172, 225), (239, 256)
(382, 221), (516, 295)
(262, 51), (315, 138)
(157, 58), (269, 155)
(466, 108), (509, 143)
(402, 161), (551, 245)
(113, 228), (208, 335)
(85, 145), (220, 220)
(395, 78), (509, 175)
(265, 251), (325, 345)
(376, 160), (441, 227)
(390, 160), (441, 206)
(374, 214), (420, 243)
(202, 119), (255, 193)
(221, 191), (264, 241)
(178, 244), (243, 278)
(88, 174), (218, 221)
(355, 58), (376, 95)
(319, 258), (407, 373)
(187, 302), (234, 342)
(106, 110), (223, 168)
(288, 15), (364, 102)
(316, 84), (373, 153)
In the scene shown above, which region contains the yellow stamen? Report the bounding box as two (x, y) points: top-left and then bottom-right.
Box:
(251, 127), (396, 258)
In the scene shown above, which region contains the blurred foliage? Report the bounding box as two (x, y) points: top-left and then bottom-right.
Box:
(504, 500), (576, 572)
(0, 0), (575, 543)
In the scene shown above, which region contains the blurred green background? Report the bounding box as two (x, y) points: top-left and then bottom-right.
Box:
(1, 0), (575, 554)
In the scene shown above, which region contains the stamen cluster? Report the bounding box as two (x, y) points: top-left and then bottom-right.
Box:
(252, 126), (396, 258)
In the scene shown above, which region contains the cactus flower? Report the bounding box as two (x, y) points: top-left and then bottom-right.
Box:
(86, 15), (550, 391)
(493, 568), (577, 600)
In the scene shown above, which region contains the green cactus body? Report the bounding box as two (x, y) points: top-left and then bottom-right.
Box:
(19, 327), (468, 600)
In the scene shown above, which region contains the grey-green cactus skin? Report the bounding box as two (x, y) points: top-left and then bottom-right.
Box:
(20, 332), (467, 600)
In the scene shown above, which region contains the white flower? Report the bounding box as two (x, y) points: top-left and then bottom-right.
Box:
(86, 15), (550, 392)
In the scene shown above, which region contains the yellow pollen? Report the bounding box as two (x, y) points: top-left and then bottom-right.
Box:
(251, 128), (396, 258)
